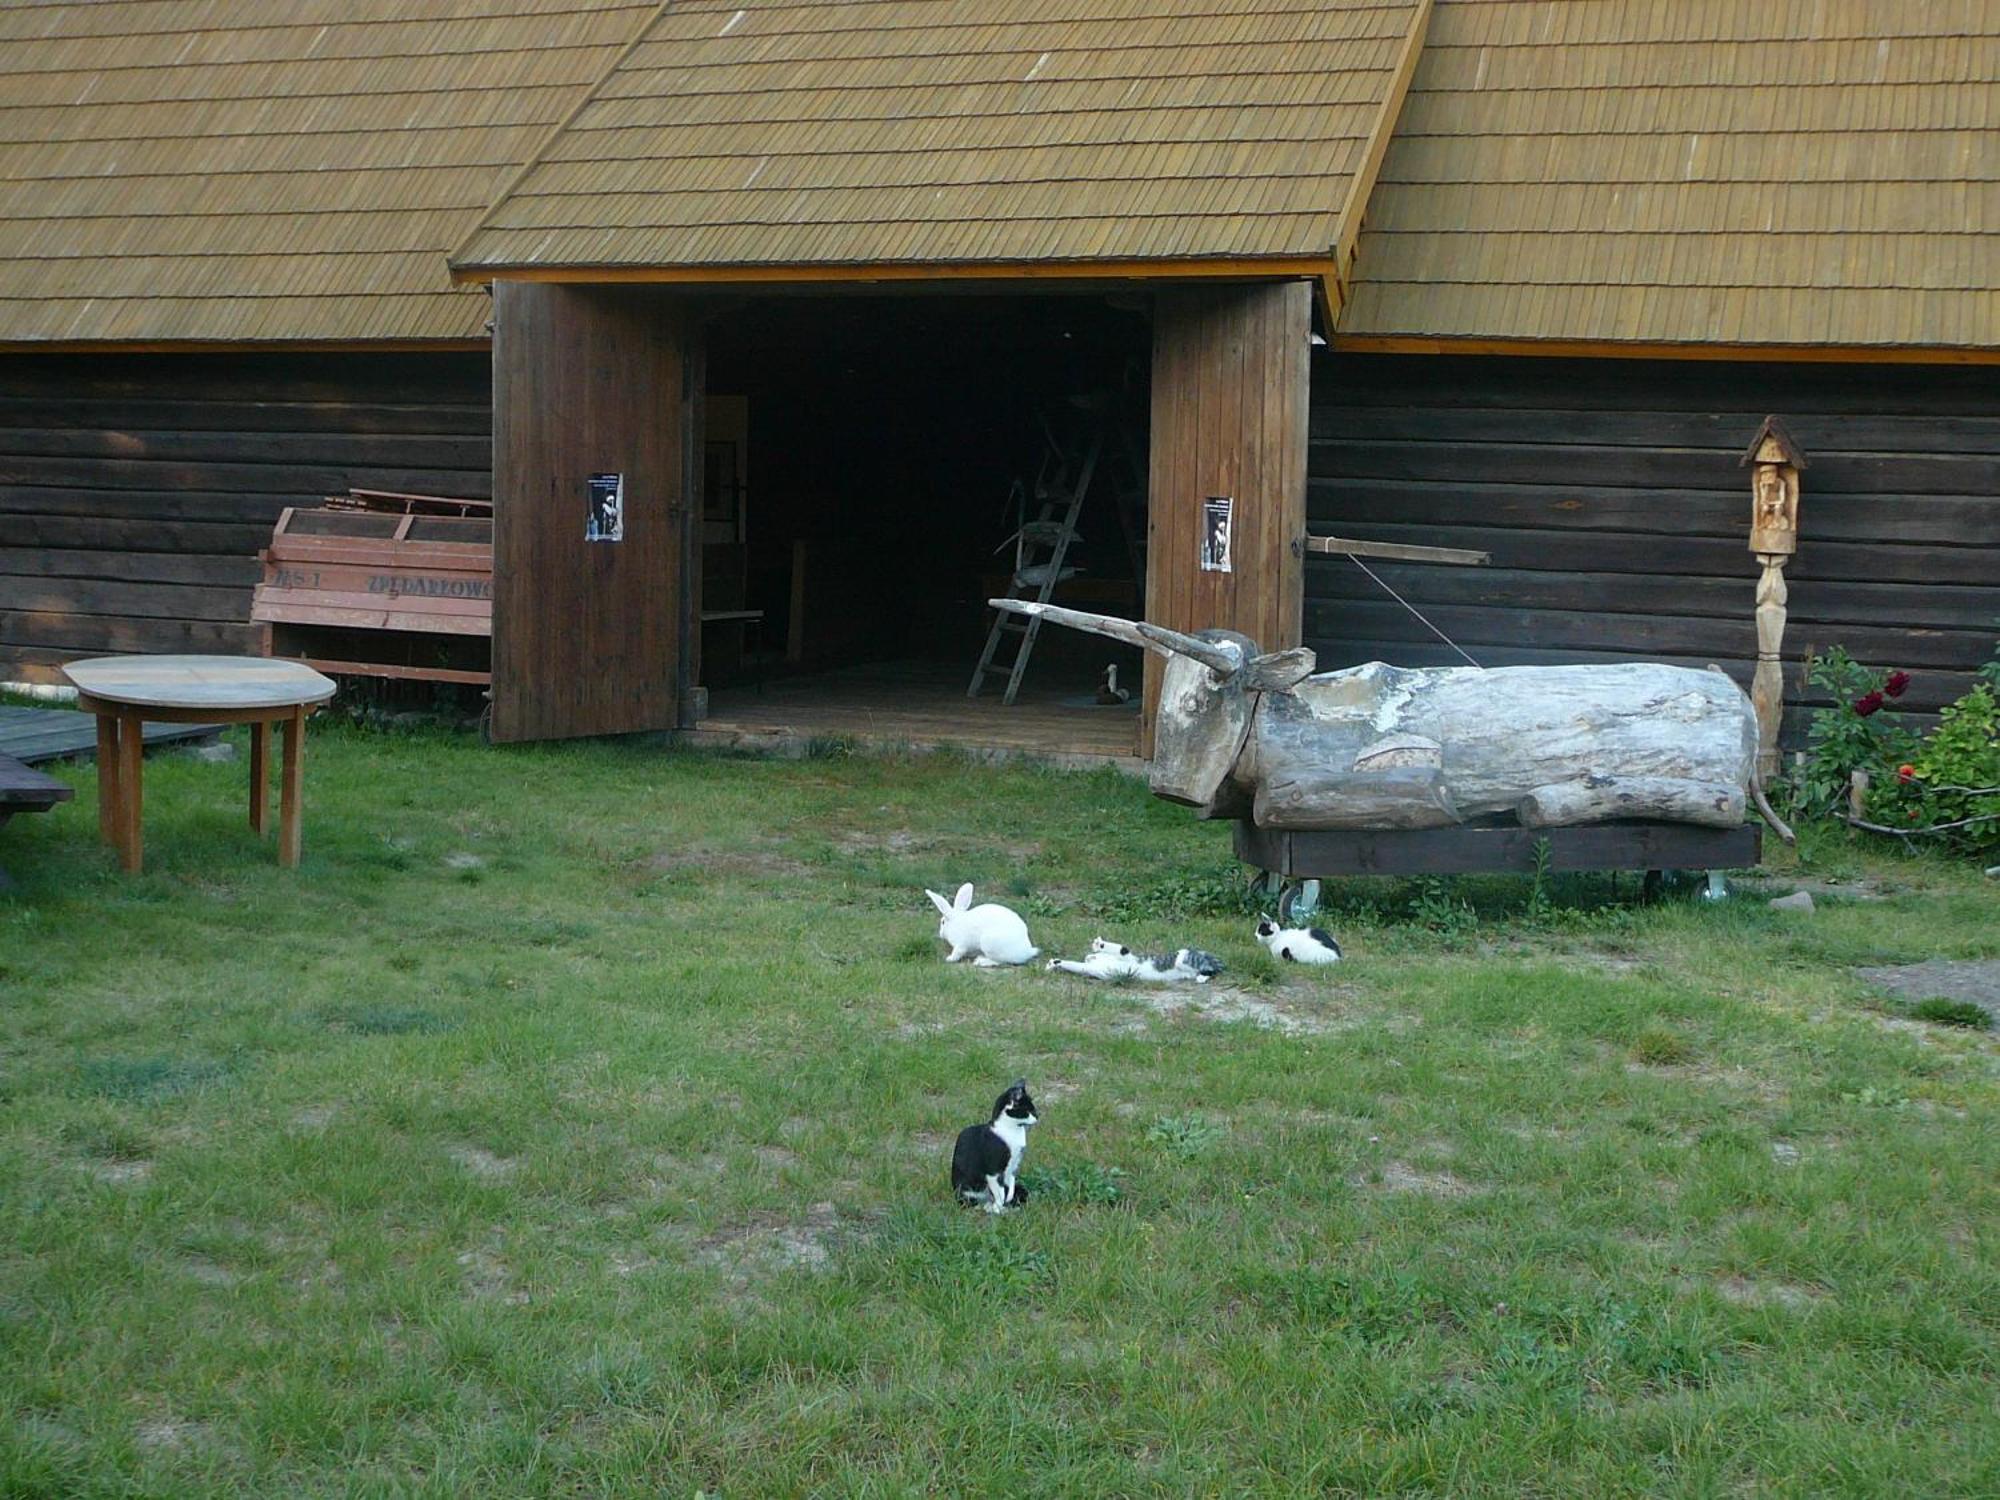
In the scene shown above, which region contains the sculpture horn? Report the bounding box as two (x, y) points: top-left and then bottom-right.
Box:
(985, 599), (1242, 676)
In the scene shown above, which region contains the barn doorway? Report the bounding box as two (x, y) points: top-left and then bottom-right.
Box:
(694, 293), (1152, 760)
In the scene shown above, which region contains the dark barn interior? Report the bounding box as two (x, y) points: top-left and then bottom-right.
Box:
(695, 294), (1152, 753)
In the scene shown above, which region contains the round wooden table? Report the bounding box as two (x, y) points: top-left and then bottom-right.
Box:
(60, 655), (337, 874)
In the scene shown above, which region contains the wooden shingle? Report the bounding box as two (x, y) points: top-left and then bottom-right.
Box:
(0, 0), (660, 344)
(450, 0), (1432, 281)
(1339, 0), (2000, 349)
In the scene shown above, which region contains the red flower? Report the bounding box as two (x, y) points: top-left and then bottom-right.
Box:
(1854, 691), (1884, 717)
(1909, 809), (1921, 821)
(1884, 671), (1911, 699)
(1897, 764), (1916, 782)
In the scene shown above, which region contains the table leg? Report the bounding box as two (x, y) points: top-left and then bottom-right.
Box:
(279, 706), (304, 868)
(116, 711), (144, 874)
(94, 714), (122, 845)
(249, 721), (270, 836)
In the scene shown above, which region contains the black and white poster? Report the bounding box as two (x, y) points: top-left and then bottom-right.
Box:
(586, 472), (625, 543)
(1200, 495), (1233, 573)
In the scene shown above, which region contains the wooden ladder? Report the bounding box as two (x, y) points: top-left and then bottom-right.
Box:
(968, 428), (1103, 705)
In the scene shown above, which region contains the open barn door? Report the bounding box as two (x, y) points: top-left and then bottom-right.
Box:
(1143, 281), (1311, 757)
(490, 284), (695, 742)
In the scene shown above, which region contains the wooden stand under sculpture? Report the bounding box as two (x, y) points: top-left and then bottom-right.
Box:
(1742, 418), (1806, 781)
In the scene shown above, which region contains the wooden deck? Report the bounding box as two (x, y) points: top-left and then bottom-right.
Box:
(699, 661), (1141, 765)
(0, 705), (219, 766)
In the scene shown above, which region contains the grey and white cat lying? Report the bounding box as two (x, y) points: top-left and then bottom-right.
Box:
(1046, 936), (1224, 984)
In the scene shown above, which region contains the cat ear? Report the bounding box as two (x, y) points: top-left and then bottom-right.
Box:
(925, 889), (953, 917)
(953, 882), (975, 911)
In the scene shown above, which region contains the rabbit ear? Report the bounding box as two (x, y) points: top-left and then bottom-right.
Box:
(953, 882), (975, 911)
(925, 889), (954, 918)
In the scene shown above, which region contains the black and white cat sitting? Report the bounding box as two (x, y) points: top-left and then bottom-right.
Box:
(1046, 936), (1224, 984)
(951, 1079), (1037, 1213)
(1254, 916), (1342, 965)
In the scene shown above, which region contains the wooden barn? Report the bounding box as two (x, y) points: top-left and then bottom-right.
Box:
(3, 1), (1995, 758)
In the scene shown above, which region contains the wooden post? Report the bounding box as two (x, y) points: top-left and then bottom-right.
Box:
(1740, 417), (1806, 780)
(279, 706), (304, 868)
(116, 711), (144, 874)
(787, 539), (808, 665)
(94, 713), (121, 845)
(249, 721), (270, 836)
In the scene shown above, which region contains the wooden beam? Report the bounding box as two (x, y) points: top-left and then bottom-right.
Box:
(1305, 534), (1490, 566)
(450, 256), (1336, 288)
(1328, 334), (2000, 366)
(0, 338), (488, 355)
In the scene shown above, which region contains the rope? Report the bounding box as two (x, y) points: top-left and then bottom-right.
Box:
(1341, 552), (1484, 670)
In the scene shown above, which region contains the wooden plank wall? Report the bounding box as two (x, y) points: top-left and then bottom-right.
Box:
(490, 283), (690, 744)
(1306, 355), (2000, 737)
(1145, 281), (1310, 744)
(0, 351), (491, 683)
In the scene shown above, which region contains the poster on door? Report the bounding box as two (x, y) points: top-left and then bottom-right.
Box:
(1200, 495), (1233, 573)
(586, 472), (625, 543)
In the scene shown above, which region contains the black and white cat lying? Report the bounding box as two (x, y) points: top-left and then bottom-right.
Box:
(1046, 936), (1224, 984)
(1254, 916), (1343, 965)
(951, 1079), (1037, 1213)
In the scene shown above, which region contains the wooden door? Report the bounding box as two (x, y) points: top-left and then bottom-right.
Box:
(490, 284), (695, 742)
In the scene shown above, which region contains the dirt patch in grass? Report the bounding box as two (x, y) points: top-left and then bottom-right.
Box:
(640, 839), (811, 880)
(692, 1202), (847, 1290)
(84, 1158), (153, 1184)
(457, 1247), (529, 1305)
(1355, 1160), (1481, 1199)
(136, 1418), (215, 1455)
(447, 1144), (518, 1181)
(830, 829), (932, 854)
(1713, 1275), (1822, 1311)
(1742, 873), (1894, 904)
(1116, 982), (1365, 1037)
(1855, 959), (2000, 1026)
(177, 1254), (240, 1288)
(753, 1145), (799, 1170)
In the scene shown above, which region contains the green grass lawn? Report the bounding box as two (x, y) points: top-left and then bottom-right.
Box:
(1, 722), (1995, 1497)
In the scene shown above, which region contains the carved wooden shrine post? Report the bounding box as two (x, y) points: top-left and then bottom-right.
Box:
(1741, 417), (1806, 781)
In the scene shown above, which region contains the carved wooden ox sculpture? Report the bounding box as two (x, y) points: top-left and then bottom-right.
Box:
(991, 600), (1764, 833)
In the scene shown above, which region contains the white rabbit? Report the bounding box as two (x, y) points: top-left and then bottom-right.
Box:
(926, 882), (1039, 967)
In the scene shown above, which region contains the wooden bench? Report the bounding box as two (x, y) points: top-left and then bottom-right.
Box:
(0, 752), (74, 888)
(253, 501), (494, 686)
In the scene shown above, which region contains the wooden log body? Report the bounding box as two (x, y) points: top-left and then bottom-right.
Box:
(1230, 660), (1756, 828)
(1517, 776), (1745, 829)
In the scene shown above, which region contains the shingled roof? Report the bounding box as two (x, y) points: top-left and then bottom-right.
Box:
(0, 0), (658, 344)
(1338, 0), (2000, 349)
(1, 1), (1993, 351)
(449, 0), (1432, 288)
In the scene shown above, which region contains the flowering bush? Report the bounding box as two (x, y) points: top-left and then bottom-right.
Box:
(1795, 647), (1918, 816)
(1798, 640), (2000, 855)
(1869, 680), (2000, 855)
